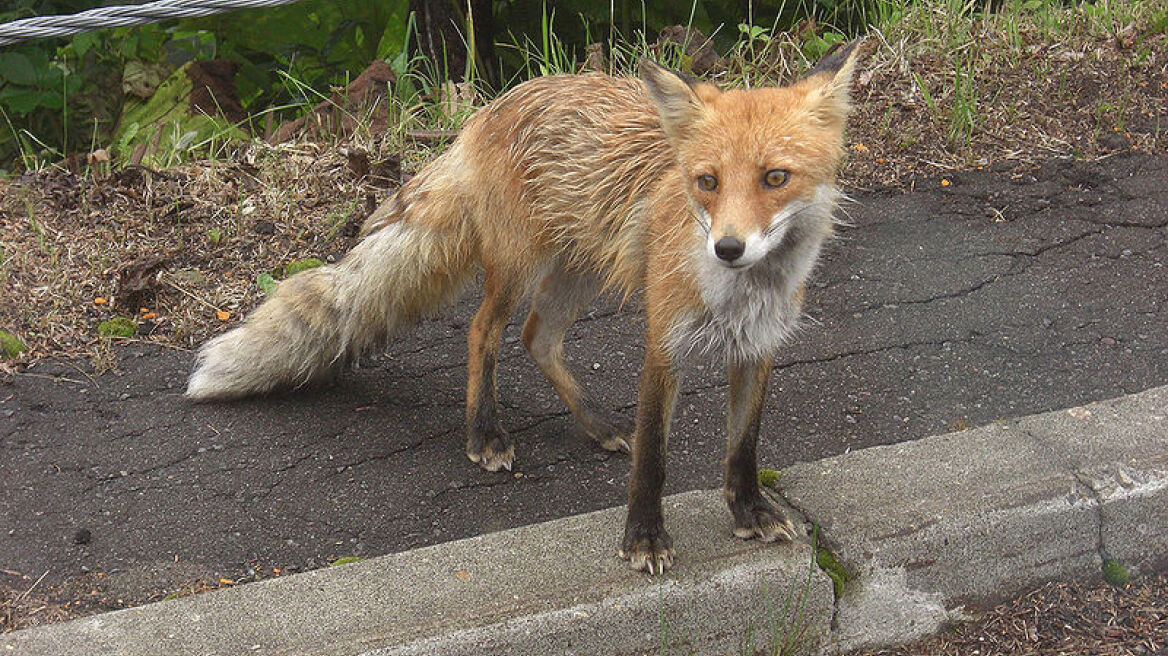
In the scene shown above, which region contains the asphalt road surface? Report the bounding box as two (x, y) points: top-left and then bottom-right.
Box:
(2, 152), (1166, 607)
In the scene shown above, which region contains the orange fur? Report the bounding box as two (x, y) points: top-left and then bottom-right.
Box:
(187, 41), (864, 573)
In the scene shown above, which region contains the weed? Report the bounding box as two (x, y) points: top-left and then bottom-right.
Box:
(90, 337), (118, 374)
(503, 5), (578, 78)
(758, 469), (781, 490)
(1102, 559), (1130, 587)
(329, 556), (364, 566)
(285, 258), (325, 277)
(97, 317), (137, 338)
(0, 330), (26, 359)
(948, 55), (978, 147)
(652, 521), (823, 655)
(815, 545), (850, 599)
(256, 272), (277, 295)
(326, 198), (359, 242)
(913, 72), (936, 114)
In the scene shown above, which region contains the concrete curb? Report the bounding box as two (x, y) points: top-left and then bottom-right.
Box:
(3, 386), (1165, 655)
(782, 385), (1168, 651)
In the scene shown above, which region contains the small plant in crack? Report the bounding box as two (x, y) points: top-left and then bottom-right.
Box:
(815, 544), (850, 600)
(758, 469), (781, 490)
(1102, 558), (1130, 588)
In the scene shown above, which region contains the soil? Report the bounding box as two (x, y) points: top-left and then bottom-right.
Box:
(851, 574), (1168, 656)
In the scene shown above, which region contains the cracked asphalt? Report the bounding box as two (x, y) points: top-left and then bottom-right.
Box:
(2, 152), (1166, 607)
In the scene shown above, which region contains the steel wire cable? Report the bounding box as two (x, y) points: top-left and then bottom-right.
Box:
(0, 0), (310, 46)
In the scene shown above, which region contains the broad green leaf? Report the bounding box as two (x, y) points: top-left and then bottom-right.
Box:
(0, 87), (56, 114)
(256, 273), (277, 294)
(0, 52), (38, 85)
(70, 31), (101, 57)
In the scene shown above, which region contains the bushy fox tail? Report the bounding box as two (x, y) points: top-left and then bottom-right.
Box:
(186, 170), (476, 401)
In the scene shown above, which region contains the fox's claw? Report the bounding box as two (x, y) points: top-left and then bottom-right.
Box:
(467, 425), (515, 472)
(618, 545), (674, 575)
(599, 434), (631, 455)
(731, 499), (798, 543)
(583, 413), (633, 457)
(467, 442), (515, 472)
(620, 521), (674, 575)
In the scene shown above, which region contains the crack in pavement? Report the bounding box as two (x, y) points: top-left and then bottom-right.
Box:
(673, 336), (980, 400)
(3, 152), (1165, 610)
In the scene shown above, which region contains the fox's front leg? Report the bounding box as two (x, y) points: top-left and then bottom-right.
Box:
(724, 359), (797, 542)
(619, 343), (679, 574)
(465, 267), (521, 472)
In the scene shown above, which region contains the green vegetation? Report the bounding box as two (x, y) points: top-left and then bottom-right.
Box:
(97, 316), (137, 337)
(256, 272), (277, 295)
(758, 468), (781, 490)
(284, 258), (325, 276)
(0, 329), (27, 358)
(207, 226), (226, 246)
(815, 546), (849, 598)
(1102, 558), (1130, 587)
(0, 0), (886, 172)
(329, 556), (364, 566)
(3, 0), (1164, 174)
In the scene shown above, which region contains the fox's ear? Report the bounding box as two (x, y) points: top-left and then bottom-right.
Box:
(798, 38), (864, 126)
(639, 59), (708, 139)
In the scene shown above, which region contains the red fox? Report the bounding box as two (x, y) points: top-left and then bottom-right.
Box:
(188, 41), (862, 573)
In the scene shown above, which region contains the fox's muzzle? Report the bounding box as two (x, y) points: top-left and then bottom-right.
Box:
(714, 236), (745, 262)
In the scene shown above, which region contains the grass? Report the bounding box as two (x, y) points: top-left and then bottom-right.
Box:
(653, 528), (824, 656)
(0, 0), (1164, 363)
(0, 330), (26, 359)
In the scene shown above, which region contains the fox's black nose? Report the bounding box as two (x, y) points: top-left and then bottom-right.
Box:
(714, 236), (745, 262)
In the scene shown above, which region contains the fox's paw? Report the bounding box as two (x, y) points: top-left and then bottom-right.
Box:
(580, 412), (633, 456)
(619, 522), (675, 575)
(597, 433), (632, 455)
(466, 428), (515, 472)
(730, 496), (798, 543)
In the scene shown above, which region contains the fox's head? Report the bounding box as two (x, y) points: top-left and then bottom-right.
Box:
(640, 42), (862, 270)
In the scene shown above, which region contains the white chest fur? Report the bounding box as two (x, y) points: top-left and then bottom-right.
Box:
(667, 193), (836, 364)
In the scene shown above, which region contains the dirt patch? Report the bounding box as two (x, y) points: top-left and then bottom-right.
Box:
(3, 10), (1163, 364)
(840, 14), (1166, 188)
(0, 147), (379, 360)
(1, 562), (289, 633)
(187, 60), (246, 125)
(268, 60), (398, 143)
(850, 573), (1168, 656)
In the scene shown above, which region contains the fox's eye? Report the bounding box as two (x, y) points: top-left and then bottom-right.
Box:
(763, 169), (790, 189)
(696, 174), (718, 192)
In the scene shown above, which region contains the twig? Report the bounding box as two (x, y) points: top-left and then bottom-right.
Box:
(125, 337), (192, 352)
(12, 571), (49, 606)
(15, 372), (87, 385)
(921, 159), (960, 170)
(405, 129), (460, 144)
(162, 276), (223, 313)
(65, 360), (98, 385)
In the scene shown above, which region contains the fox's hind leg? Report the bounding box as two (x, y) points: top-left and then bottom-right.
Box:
(465, 266), (524, 472)
(723, 359), (798, 542)
(521, 265), (632, 454)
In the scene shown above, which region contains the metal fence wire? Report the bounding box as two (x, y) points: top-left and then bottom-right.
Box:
(0, 0), (310, 46)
